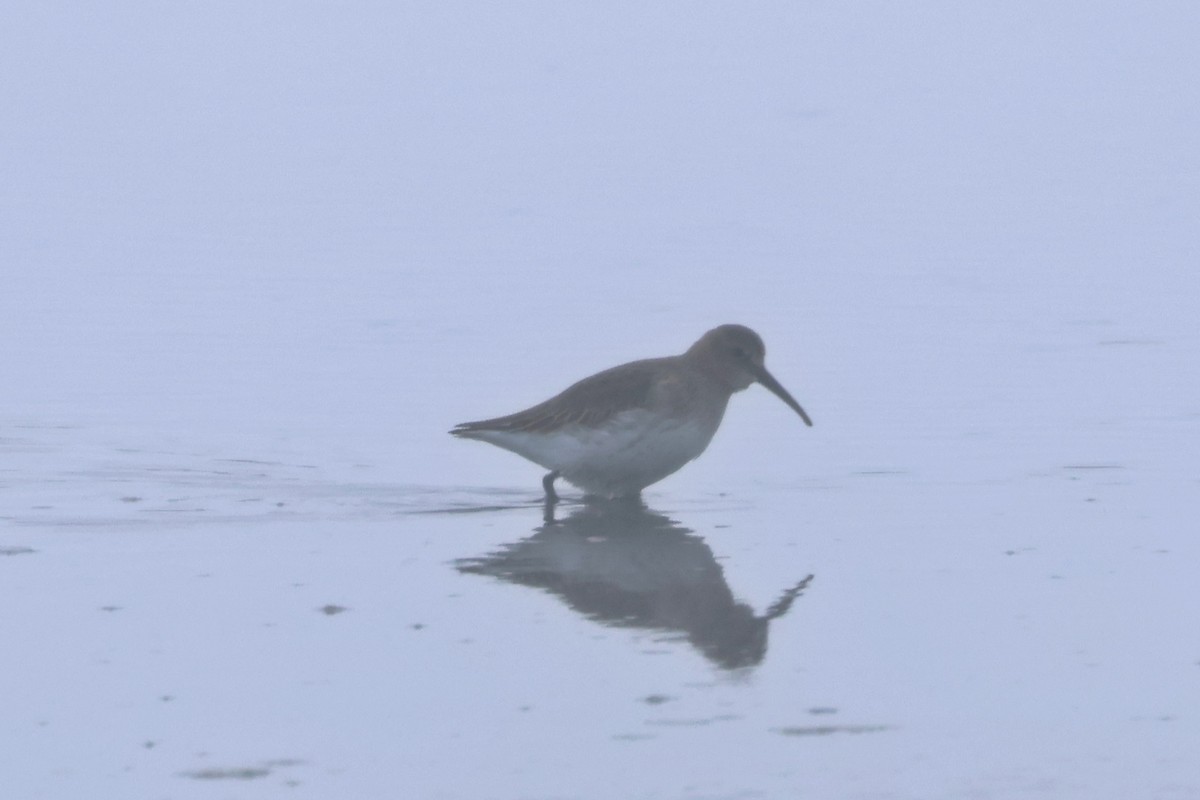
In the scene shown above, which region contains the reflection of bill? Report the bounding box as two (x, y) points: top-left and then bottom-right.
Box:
(456, 498), (813, 670)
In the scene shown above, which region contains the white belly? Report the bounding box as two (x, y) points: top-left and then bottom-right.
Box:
(473, 408), (723, 496)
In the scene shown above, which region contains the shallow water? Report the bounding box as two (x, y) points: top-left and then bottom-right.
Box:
(5, 416), (1198, 798)
(4, 3), (1200, 798)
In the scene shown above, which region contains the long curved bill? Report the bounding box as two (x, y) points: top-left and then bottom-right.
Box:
(748, 362), (813, 427)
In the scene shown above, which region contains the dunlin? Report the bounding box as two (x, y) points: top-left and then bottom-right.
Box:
(451, 324), (812, 499)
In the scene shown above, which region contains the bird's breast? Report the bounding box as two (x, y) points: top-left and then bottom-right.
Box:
(550, 406), (724, 494)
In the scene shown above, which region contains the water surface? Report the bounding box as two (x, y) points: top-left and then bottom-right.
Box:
(3, 3), (1198, 798)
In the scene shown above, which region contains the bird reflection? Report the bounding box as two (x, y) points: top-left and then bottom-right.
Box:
(455, 498), (813, 670)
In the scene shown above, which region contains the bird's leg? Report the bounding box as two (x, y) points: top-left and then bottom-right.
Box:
(542, 496), (558, 524)
(542, 471), (560, 502)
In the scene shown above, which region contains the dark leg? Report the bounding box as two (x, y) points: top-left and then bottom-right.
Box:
(542, 496), (558, 524)
(542, 471), (560, 502)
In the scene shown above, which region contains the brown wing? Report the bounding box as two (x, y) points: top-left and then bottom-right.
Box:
(450, 357), (670, 435)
